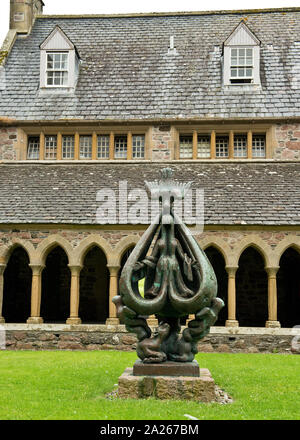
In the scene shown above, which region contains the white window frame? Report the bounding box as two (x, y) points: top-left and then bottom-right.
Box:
(230, 48), (254, 83)
(223, 45), (260, 86)
(45, 51), (69, 88)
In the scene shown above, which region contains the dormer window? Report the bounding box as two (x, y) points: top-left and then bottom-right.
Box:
(46, 52), (69, 87)
(230, 48), (253, 84)
(224, 21), (260, 87)
(40, 26), (80, 92)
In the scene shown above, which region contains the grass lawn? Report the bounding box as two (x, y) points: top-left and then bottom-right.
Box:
(0, 350), (299, 420)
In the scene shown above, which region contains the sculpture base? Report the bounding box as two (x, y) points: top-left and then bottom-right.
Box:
(118, 367), (216, 402)
(133, 360), (200, 377)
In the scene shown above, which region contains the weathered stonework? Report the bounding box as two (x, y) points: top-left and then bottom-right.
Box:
(274, 123), (300, 160)
(3, 325), (299, 354)
(118, 367), (217, 402)
(0, 128), (18, 161)
(0, 226), (299, 266)
(150, 125), (174, 160)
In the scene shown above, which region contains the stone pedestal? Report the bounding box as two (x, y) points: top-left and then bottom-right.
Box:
(265, 320), (281, 328)
(118, 366), (217, 402)
(26, 317), (43, 324)
(105, 318), (120, 325)
(133, 360), (200, 377)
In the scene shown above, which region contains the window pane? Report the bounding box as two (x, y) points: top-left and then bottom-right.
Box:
(62, 71), (68, 86)
(114, 136), (127, 159)
(230, 48), (253, 81)
(46, 52), (68, 87)
(252, 135), (266, 158)
(45, 136), (57, 159)
(97, 135), (110, 159)
(180, 135), (193, 158)
(198, 135), (210, 158)
(216, 136), (229, 158)
(47, 54), (53, 69)
(47, 71), (54, 85)
(27, 136), (40, 160)
(62, 136), (75, 159)
(80, 136), (92, 159)
(234, 134), (247, 157)
(132, 135), (145, 159)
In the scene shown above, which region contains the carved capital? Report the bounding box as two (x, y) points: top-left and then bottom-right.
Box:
(225, 266), (238, 277)
(29, 264), (45, 275)
(107, 265), (121, 277)
(265, 266), (280, 278)
(68, 265), (83, 275)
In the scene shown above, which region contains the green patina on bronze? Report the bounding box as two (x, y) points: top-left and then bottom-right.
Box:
(113, 168), (224, 363)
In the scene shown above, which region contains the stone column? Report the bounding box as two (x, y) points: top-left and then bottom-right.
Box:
(225, 266), (239, 327)
(27, 265), (44, 324)
(106, 265), (120, 325)
(66, 265), (82, 325)
(0, 264), (6, 323)
(265, 267), (281, 328)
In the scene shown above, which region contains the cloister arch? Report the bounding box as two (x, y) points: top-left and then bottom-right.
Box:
(34, 235), (73, 266)
(73, 235), (112, 267)
(112, 235), (140, 267)
(233, 236), (271, 268)
(41, 245), (70, 323)
(277, 247), (300, 328)
(204, 246), (227, 326)
(79, 245), (109, 323)
(2, 246), (32, 323)
(200, 237), (231, 267)
(273, 237), (300, 267)
(0, 239), (35, 265)
(236, 246), (268, 327)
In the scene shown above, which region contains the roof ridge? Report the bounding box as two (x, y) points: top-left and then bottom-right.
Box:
(36, 7), (300, 20)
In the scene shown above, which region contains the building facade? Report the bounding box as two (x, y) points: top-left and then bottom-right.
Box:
(0, 1), (300, 352)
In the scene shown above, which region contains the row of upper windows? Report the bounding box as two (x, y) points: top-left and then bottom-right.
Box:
(27, 134), (145, 160)
(180, 133), (266, 159)
(39, 21), (261, 90)
(26, 132), (266, 160)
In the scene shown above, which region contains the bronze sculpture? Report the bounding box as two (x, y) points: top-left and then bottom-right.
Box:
(113, 168), (224, 364)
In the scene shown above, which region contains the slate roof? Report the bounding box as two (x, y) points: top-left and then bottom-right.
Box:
(1, 9), (300, 121)
(0, 162), (299, 225)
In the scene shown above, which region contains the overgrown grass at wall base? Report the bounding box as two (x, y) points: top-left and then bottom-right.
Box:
(0, 351), (299, 420)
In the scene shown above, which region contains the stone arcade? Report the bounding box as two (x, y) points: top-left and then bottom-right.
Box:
(0, 2), (300, 353)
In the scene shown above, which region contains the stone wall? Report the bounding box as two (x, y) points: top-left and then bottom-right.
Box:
(150, 125), (174, 160)
(3, 326), (298, 354)
(0, 226), (299, 258)
(0, 127), (18, 160)
(274, 123), (300, 160)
